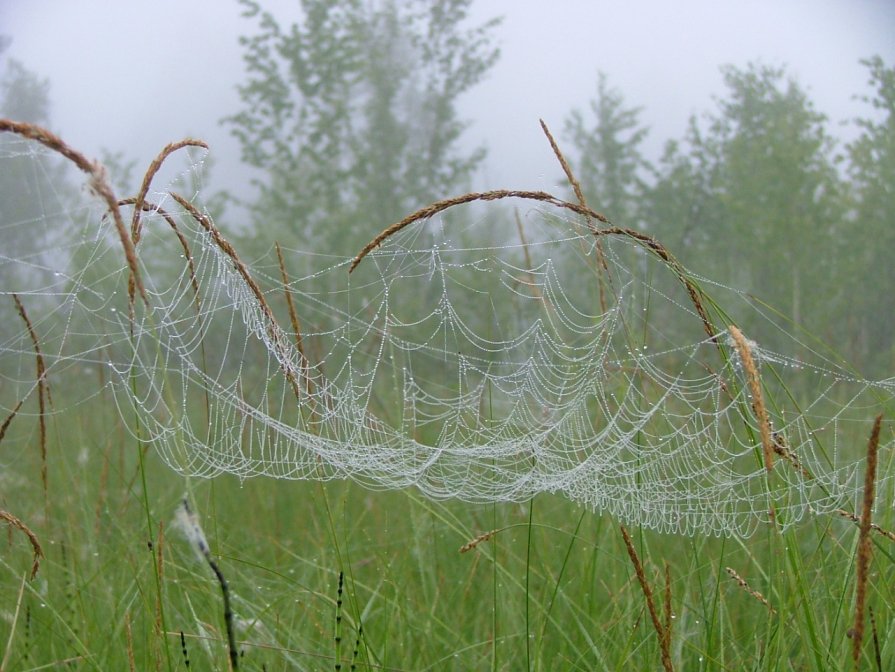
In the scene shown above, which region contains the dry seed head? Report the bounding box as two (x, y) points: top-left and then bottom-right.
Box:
(725, 566), (776, 614)
(835, 508), (895, 543)
(459, 529), (498, 553)
(728, 325), (774, 472)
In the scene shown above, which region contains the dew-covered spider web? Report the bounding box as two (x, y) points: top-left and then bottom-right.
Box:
(2, 127), (893, 537)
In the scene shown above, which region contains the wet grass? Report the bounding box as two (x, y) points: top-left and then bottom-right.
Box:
(1, 398), (893, 671)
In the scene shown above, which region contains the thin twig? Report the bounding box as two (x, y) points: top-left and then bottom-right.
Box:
(835, 509), (895, 543)
(0, 510), (44, 580)
(538, 118), (611, 312)
(130, 139), (208, 244)
(725, 566), (776, 614)
(459, 529), (501, 553)
(275, 242), (315, 400)
(538, 119), (602, 221)
(0, 399), (24, 445)
(12, 294), (49, 508)
(118, 198), (201, 313)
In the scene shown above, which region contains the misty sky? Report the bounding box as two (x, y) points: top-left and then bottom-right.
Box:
(2, 0), (894, 199)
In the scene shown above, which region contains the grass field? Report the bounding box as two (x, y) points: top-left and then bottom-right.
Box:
(1, 393), (892, 671)
(1, 118), (893, 671)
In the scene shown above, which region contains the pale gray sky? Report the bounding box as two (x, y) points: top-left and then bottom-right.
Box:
(2, 0), (894, 197)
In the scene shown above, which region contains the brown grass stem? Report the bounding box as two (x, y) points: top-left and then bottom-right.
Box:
(118, 197), (202, 313)
(12, 294), (49, 507)
(0, 399), (24, 445)
(275, 242), (315, 401)
(538, 119), (602, 222)
(619, 525), (674, 672)
(538, 118), (610, 312)
(170, 192), (301, 400)
(458, 528), (501, 553)
(851, 414), (882, 668)
(0, 510), (44, 580)
(0, 118), (146, 302)
(772, 431), (813, 480)
(834, 509), (895, 543)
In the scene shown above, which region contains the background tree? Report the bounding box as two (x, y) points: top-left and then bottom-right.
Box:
(563, 72), (650, 226)
(844, 56), (895, 370)
(646, 64), (845, 349)
(710, 65), (843, 334)
(0, 52), (73, 295)
(225, 0), (500, 260)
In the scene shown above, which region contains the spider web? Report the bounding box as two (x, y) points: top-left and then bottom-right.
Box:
(1, 134), (892, 538)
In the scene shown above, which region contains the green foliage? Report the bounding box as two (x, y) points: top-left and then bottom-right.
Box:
(646, 64), (846, 352)
(225, 0), (500, 257)
(845, 57), (895, 370)
(3, 399), (893, 670)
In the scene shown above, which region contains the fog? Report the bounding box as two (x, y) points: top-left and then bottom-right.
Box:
(2, 0), (893, 196)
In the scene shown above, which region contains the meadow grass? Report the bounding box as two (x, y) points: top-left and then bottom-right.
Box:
(1, 396), (892, 670)
(2, 118), (894, 671)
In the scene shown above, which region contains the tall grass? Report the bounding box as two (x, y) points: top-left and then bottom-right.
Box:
(1, 118), (893, 670)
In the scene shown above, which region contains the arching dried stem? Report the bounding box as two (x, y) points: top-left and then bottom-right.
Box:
(725, 566), (776, 614)
(539, 118), (611, 312)
(0, 510), (44, 579)
(459, 528), (501, 553)
(130, 138), (208, 244)
(0, 118), (146, 302)
(170, 192), (302, 400)
(620, 525), (674, 672)
(118, 197), (202, 313)
(835, 509), (895, 543)
(352, 189), (716, 340)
